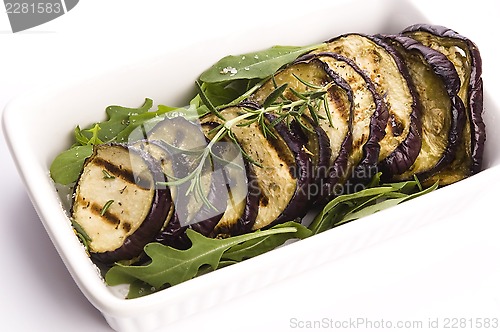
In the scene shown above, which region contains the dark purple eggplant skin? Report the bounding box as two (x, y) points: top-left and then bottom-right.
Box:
(232, 162), (260, 235)
(91, 145), (172, 263)
(290, 115), (332, 187)
(188, 135), (228, 236)
(143, 135), (226, 243)
(290, 55), (354, 200)
(401, 24), (485, 174)
(155, 213), (191, 250)
(381, 34), (466, 179)
(189, 163), (227, 236)
(309, 52), (389, 184)
(227, 102), (315, 225)
(200, 104), (314, 229)
(199, 120), (260, 236)
(263, 113), (315, 226)
(213, 157), (260, 236)
(150, 118), (227, 235)
(323, 132), (353, 197)
(318, 64), (354, 199)
(364, 34), (423, 178)
(312, 33), (422, 178)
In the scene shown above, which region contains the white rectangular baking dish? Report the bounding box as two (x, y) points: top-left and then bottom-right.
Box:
(2, 0), (499, 331)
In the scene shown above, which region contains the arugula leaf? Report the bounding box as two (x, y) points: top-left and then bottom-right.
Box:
(338, 181), (439, 225)
(199, 44), (324, 83)
(114, 104), (181, 142)
(309, 186), (398, 235)
(50, 98), (156, 184)
(94, 98), (153, 143)
(222, 221), (311, 262)
(122, 222), (310, 299)
(204, 81), (253, 107)
(309, 177), (439, 234)
(49, 145), (93, 185)
(105, 226), (300, 289)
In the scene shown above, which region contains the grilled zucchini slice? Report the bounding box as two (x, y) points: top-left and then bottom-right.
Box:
(382, 35), (466, 181)
(402, 24), (485, 182)
(72, 143), (171, 263)
(313, 34), (422, 176)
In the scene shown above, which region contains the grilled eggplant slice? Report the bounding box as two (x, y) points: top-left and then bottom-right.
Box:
(382, 35), (466, 181)
(131, 140), (190, 249)
(201, 122), (260, 236)
(313, 34), (422, 177)
(250, 58), (352, 200)
(131, 140), (178, 243)
(311, 52), (389, 183)
(201, 106), (314, 230)
(402, 24), (485, 182)
(72, 143), (171, 263)
(147, 116), (227, 234)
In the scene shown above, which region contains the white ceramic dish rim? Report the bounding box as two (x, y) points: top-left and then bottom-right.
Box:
(2, 0), (499, 330)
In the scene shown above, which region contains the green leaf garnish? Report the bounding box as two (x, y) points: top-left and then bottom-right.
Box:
(50, 99), (156, 185)
(49, 145), (93, 185)
(199, 44), (325, 83)
(105, 225), (302, 289)
(308, 175), (439, 235)
(222, 221), (311, 262)
(92, 98), (153, 143)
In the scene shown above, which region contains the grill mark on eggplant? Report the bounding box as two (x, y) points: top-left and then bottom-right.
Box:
(92, 157), (149, 188)
(327, 88), (350, 120)
(122, 222), (132, 233)
(265, 123), (298, 174)
(89, 201), (120, 225)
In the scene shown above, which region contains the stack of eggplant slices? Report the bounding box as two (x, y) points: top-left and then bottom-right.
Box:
(72, 24), (485, 264)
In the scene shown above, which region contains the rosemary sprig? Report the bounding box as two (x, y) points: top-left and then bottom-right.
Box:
(160, 78), (336, 212)
(100, 200), (114, 216)
(102, 169), (115, 180)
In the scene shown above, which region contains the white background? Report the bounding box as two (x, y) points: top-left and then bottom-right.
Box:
(1, 1), (500, 331)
